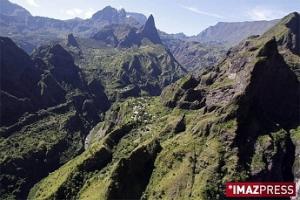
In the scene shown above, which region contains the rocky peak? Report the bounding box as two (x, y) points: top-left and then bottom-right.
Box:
(33, 44), (74, 66)
(140, 15), (162, 44)
(262, 12), (300, 55)
(92, 19), (164, 48)
(144, 14), (155, 27)
(66, 33), (79, 48)
(281, 12), (300, 55)
(0, 37), (66, 126)
(119, 8), (126, 17)
(45, 44), (76, 67)
(282, 12), (299, 27)
(0, 36), (40, 98)
(91, 6), (120, 22)
(32, 44), (83, 89)
(0, 37), (34, 78)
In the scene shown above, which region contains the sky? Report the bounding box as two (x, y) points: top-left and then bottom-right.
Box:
(9, 0), (300, 36)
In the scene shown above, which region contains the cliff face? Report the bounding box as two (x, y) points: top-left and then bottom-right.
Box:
(27, 12), (300, 200)
(0, 37), (65, 126)
(231, 38), (298, 181)
(0, 37), (111, 199)
(264, 12), (300, 55)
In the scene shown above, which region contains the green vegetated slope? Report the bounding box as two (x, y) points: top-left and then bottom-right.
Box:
(28, 12), (300, 200)
(67, 16), (186, 101)
(0, 14), (187, 199)
(78, 42), (185, 99)
(0, 36), (111, 199)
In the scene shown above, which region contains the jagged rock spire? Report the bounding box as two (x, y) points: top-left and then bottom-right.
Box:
(140, 14), (162, 44)
(66, 33), (79, 47)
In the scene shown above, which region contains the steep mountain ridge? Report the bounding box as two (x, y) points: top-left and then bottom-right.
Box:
(261, 12), (300, 55)
(0, 37), (111, 199)
(0, 37), (65, 126)
(194, 19), (279, 46)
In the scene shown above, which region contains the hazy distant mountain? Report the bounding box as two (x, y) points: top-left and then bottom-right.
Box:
(164, 39), (226, 72)
(159, 31), (188, 41)
(0, 0), (145, 25)
(0, 0), (147, 52)
(0, 0), (280, 73)
(0, 0), (31, 17)
(126, 11), (147, 25)
(90, 6), (146, 26)
(0, 0), (225, 72)
(193, 20), (279, 46)
(159, 19), (280, 71)
(0, 0), (280, 51)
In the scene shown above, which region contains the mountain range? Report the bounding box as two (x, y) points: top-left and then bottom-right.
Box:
(0, 0), (279, 72)
(0, 0), (278, 48)
(192, 20), (279, 46)
(0, 0), (299, 199)
(0, 0), (147, 51)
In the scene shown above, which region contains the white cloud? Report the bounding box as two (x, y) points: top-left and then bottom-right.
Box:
(247, 7), (286, 20)
(25, 0), (39, 7)
(180, 5), (224, 19)
(64, 8), (95, 19)
(84, 8), (95, 19)
(65, 8), (83, 17)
